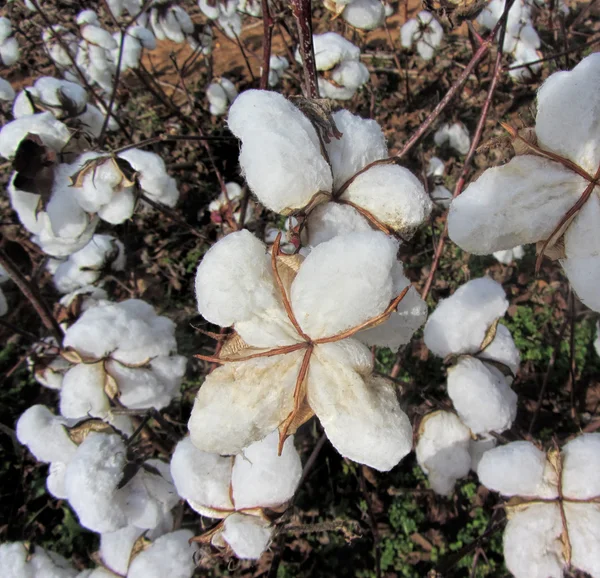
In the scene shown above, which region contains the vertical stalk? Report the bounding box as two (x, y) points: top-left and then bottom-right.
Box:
(260, 0), (274, 89)
(290, 0), (319, 98)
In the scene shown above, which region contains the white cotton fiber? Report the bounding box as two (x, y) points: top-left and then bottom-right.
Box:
(561, 433), (600, 499)
(0, 112), (71, 159)
(560, 256), (600, 313)
(170, 436), (233, 513)
(564, 502), (600, 578)
(29, 548), (77, 578)
(424, 277), (508, 357)
(228, 90), (332, 213)
(434, 123), (470, 155)
(0, 76), (15, 101)
(220, 513), (272, 560)
(341, 164), (431, 237)
(400, 11), (443, 61)
(0, 542), (33, 578)
(478, 323), (520, 375)
(477, 441), (551, 497)
(127, 530), (198, 578)
(325, 109), (388, 190)
(59, 362), (109, 420)
(305, 202), (373, 246)
(47, 462), (68, 499)
(16, 405), (77, 464)
(447, 357), (517, 434)
(536, 53), (600, 174)
(231, 431), (302, 509)
(310, 32), (360, 70)
(448, 155), (587, 254)
(342, 0), (385, 29)
(416, 411), (471, 495)
(64, 432), (129, 532)
(290, 231), (398, 339)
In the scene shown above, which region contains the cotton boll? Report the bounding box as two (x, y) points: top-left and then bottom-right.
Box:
(0, 542), (33, 578)
(47, 462), (69, 499)
(447, 357), (517, 434)
(291, 232), (398, 339)
(29, 548), (78, 578)
(228, 90), (333, 213)
(400, 12), (443, 60)
(536, 53), (600, 174)
(448, 155), (587, 255)
(340, 164), (431, 237)
(170, 436), (234, 514)
(231, 431), (302, 509)
(189, 349), (305, 455)
(560, 256), (600, 313)
(493, 245), (525, 264)
(126, 530), (198, 578)
(0, 112), (71, 159)
(0, 36), (20, 67)
(16, 405), (78, 464)
(478, 323), (520, 375)
(430, 185), (452, 209)
(0, 17), (12, 44)
(101, 526), (144, 575)
(64, 432), (129, 532)
(32, 77), (88, 115)
(423, 277), (508, 357)
(0, 77), (15, 101)
(218, 9), (243, 40)
(305, 202), (373, 246)
(434, 122), (470, 155)
(206, 82), (230, 116)
(309, 32), (361, 70)
(199, 0), (221, 19)
(267, 55), (289, 86)
(477, 441), (553, 497)
(308, 349), (413, 471)
(219, 513), (273, 559)
(319, 77), (360, 100)
(324, 109), (388, 191)
(564, 502), (600, 578)
(503, 503), (565, 578)
(427, 156), (445, 177)
(342, 0), (385, 30)
(416, 411), (472, 495)
(561, 433), (600, 499)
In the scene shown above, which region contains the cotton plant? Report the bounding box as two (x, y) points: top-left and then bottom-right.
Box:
(324, 0), (386, 30)
(400, 11), (444, 61)
(267, 55), (289, 87)
(434, 122), (471, 156)
(0, 17), (20, 67)
(493, 245), (525, 265)
(423, 277), (520, 436)
(171, 431), (302, 559)
(477, 0), (542, 81)
(48, 234), (126, 295)
(56, 299), (187, 422)
(228, 90), (432, 243)
(149, 1), (195, 44)
(190, 228), (425, 471)
(206, 77), (238, 116)
(448, 54), (600, 313)
(478, 434), (600, 578)
(416, 410), (496, 495)
(301, 32), (370, 100)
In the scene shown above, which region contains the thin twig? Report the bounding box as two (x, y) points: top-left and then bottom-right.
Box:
(260, 0), (274, 89)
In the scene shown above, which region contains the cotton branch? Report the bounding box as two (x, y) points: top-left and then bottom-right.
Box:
(290, 0), (319, 98)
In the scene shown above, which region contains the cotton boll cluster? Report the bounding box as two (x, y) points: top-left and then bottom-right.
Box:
(191, 229), (422, 471)
(198, 0), (243, 40)
(49, 234), (126, 294)
(434, 122), (471, 156)
(171, 431), (301, 558)
(228, 90), (432, 239)
(0, 77), (15, 102)
(303, 33), (370, 99)
(448, 53), (600, 312)
(0, 17), (20, 66)
(268, 55), (290, 87)
(478, 434), (600, 578)
(477, 0), (542, 80)
(58, 299), (186, 421)
(493, 245), (525, 265)
(149, 2), (195, 44)
(206, 77), (238, 116)
(400, 11), (443, 61)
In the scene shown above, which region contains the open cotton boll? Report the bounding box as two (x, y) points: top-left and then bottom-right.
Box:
(0, 34), (20, 67)
(30, 548), (78, 578)
(416, 411), (472, 495)
(493, 245), (525, 265)
(290, 232), (398, 338)
(126, 530), (198, 578)
(33, 77), (87, 115)
(324, 109), (387, 190)
(561, 433), (600, 500)
(101, 526), (144, 575)
(228, 90), (333, 213)
(400, 11), (443, 61)
(423, 277), (508, 357)
(0, 112), (71, 159)
(206, 82), (231, 116)
(60, 362), (110, 420)
(0, 76), (15, 101)
(64, 432), (129, 532)
(330, 60), (370, 91)
(170, 436), (234, 515)
(267, 55), (289, 86)
(219, 513), (273, 559)
(477, 441), (556, 497)
(565, 502), (600, 577)
(478, 323), (520, 375)
(340, 164), (432, 238)
(305, 202), (373, 246)
(434, 122), (470, 155)
(0, 542), (33, 578)
(342, 0), (385, 29)
(447, 357), (517, 434)
(0, 17), (12, 44)
(52, 235), (125, 294)
(16, 405), (78, 464)
(536, 52), (600, 174)
(310, 32), (361, 70)
(560, 257), (600, 313)
(231, 431), (302, 509)
(59, 285), (108, 311)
